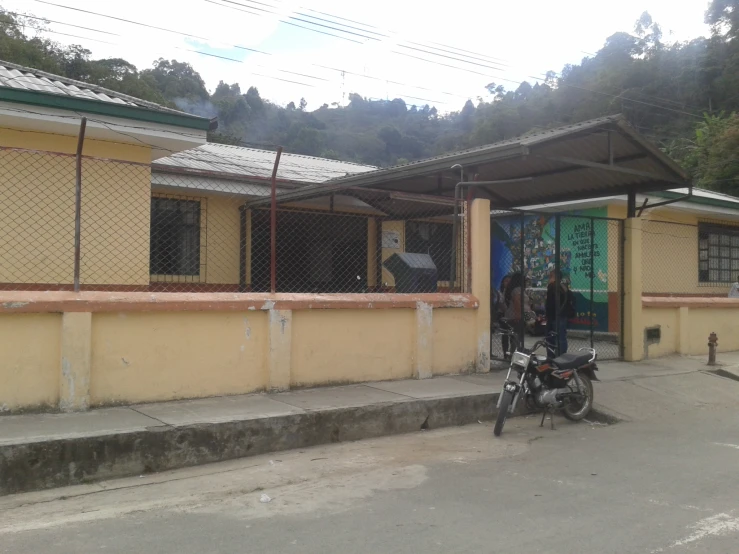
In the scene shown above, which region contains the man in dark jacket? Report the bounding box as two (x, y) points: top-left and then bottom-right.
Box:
(545, 269), (570, 357)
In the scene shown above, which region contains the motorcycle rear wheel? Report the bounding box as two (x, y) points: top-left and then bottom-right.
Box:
(494, 390), (514, 436)
(562, 373), (593, 421)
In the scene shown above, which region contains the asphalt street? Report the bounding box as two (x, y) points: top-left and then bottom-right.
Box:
(1, 368), (738, 553)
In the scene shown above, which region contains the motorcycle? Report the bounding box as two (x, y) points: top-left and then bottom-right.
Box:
(493, 337), (599, 437)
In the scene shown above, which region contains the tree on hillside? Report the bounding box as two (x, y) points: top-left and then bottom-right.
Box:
(141, 58), (209, 102)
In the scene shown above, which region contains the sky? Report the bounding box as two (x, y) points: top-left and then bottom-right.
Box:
(4, 0), (713, 112)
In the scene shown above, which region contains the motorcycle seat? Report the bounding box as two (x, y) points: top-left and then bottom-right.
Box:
(552, 351), (592, 370)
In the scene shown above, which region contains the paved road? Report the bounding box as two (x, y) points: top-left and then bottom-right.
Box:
(2, 369), (739, 553)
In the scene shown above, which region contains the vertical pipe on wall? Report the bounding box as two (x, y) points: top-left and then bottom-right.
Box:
(73, 117), (87, 293)
(466, 188), (474, 293)
(270, 147), (283, 294)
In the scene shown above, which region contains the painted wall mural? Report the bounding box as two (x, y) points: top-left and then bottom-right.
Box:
(491, 208), (612, 333)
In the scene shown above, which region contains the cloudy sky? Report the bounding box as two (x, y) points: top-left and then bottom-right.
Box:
(6, 0), (712, 111)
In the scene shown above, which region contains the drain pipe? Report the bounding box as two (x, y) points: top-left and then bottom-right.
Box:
(449, 176), (533, 291)
(450, 164), (465, 290)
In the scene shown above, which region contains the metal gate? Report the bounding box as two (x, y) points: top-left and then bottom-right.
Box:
(490, 211), (624, 362)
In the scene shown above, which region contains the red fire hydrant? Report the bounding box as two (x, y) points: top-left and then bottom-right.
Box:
(708, 332), (718, 366)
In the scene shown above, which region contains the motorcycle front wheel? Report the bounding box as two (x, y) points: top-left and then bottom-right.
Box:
(562, 373), (593, 421)
(494, 390), (514, 436)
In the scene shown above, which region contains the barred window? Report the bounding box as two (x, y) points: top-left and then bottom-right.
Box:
(405, 221), (453, 281)
(150, 197), (201, 276)
(699, 224), (739, 283)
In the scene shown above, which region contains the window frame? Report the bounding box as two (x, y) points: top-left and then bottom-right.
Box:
(698, 223), (739, 284)
(150, 195), (205, 280)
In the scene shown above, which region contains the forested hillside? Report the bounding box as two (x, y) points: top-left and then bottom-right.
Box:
(3, 3), (739, 194)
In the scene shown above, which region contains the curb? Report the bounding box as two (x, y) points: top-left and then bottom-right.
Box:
(0, 391), (621, 496)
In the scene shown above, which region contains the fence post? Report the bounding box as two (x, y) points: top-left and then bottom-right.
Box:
(590, 217), (595, 348)
(73, 117), (87, 292)
(554, 214), (561, 356)
(623, 217), (644, 361)
(270, 147), (283, 294)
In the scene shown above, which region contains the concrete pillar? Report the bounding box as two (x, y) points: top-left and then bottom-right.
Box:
(59, 312), (92, 412)
(268, 309), (292, 391)
(623, 218), (644, 361)
(413, 301), (433, 379)
(470, 198), (491, 372)
(677, 306), (690, 355)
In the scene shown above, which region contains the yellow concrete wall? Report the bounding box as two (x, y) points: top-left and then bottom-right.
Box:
(642, 308), (679, 358)
(643, 306), (739, 357)
(206, 196), (242, 285)
(687, 309), (739, 354)
(0, 313), (61, 411)
(642, 209), (737, 295)
(381, 221), (405, 287)
(432, 308), (477, 374)
(290, 309), (415, 386)
(90, 311), (269, 405)
(81, 158), (151, 285)
(0, 127), (152, 286)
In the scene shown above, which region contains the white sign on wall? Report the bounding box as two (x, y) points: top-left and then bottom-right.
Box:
(382, 230), (400, 249)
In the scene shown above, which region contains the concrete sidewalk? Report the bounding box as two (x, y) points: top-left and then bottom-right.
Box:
(1, 352), (736, 496)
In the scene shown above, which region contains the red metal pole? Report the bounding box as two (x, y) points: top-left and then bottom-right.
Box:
(73, 117), (87, 293)
(270, 147), (283, 294)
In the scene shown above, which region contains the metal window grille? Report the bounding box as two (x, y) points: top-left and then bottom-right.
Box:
(150, 196), (203, 277)
(643, 218), (739, 294)
(698, 223), (739, 284)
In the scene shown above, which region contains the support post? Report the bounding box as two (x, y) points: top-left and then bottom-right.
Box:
(268, 309), (292, 391)
(470, 198), (491, 372)
(270, 147), (283, 294)
(73, 117), (87, 292)
(60, 312), (92, 412)
(414, 302), (433, 379)
(623, 217), (644, 361)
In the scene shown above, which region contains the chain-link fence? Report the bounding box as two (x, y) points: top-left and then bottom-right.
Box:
(643, 218), (739, 296)
(247, 189), (467, 293)
(490, 211), (623, 361)
(1, 142), (468, 294)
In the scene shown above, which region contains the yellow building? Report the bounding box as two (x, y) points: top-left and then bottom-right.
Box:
(1, 69), (728, 415)
(0, 60), (212, 290)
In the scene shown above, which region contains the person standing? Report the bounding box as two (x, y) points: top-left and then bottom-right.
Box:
(494, 275), (512, 357)
(729, 275), (739, 298)
(546, 269), (571, 357)
(504, 272), (526, 358)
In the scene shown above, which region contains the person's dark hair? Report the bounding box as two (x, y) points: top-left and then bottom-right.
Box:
(505, 272), (524, 305)
(499, 274), (511, 293)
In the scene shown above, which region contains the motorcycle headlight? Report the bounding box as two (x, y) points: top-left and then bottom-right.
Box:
(511, 351), (530, 368)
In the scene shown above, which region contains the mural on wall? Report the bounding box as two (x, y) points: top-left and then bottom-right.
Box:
(491, 208), (611, 332)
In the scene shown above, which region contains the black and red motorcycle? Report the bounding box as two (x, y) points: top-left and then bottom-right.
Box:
(493, 338), (599, 437)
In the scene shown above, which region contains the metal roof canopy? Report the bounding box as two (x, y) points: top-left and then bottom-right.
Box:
(244, 115), (689, 210)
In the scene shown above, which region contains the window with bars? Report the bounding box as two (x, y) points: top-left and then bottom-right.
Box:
(698, 224), (739, 283)
(150, 197), (201, 276)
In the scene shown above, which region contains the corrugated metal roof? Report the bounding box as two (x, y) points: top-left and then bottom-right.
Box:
(153, 143), (378, 184)
(246, 115), (690, 209)
(0, 59), (193, 117)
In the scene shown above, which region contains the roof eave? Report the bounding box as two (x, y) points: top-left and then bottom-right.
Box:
(0, 87), (211, 131)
